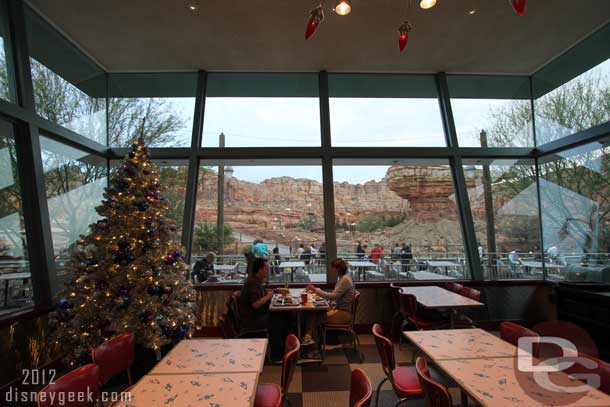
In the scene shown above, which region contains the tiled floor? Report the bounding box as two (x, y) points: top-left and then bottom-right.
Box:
(259, 334), (475, 407)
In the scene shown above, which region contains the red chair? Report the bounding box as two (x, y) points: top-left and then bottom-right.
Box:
(230, 291), (270, 338)
(372, 324), (422, 407)
(399, 292), (449, 331)
(254, 334), (300, 407)
(389, 283), (404, 334)
(459, 287), (481, 301)
(415, 357), (452, 407)
(500, 322), (539, 356)
(37, 364), (101, 407)
(320, 291), (361, 363)
(452, 287), (481, 328)
(350, 368), (373, 407)
(444, 282), (463, 294)
(91, 332), (135, 386)
(563, 353), (610, 395)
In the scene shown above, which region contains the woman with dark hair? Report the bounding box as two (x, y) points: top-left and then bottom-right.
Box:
(238, 257), (287, 360)
(302, 258), (355, 345)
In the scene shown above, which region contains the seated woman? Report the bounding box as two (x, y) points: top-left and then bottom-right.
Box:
(238, 256), (288, 360)
(302, 258), (355, 345)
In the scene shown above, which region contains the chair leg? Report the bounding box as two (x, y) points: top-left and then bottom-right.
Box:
(126, 367), (133, 385)
(398, 320), (408, 349)
(320, 327), (326, 361)
(374, 377), (388, 407)
(392, 398), (408, 407)
(352, 331), (362, 363)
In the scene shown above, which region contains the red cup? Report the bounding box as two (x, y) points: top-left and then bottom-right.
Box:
(301, 292), (308, 304)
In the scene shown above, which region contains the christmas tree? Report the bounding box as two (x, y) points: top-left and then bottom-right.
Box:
(51, 138), (195, 364)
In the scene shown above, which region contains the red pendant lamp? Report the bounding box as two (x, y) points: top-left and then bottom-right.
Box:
(398, 20), (412, 52)
(305, 3), (325, 39)
(510, 0), (526, 16)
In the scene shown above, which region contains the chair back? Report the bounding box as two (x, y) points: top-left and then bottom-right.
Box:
(372, 323), (395, 377)
(460, 287), (481, 301)
(281, 334), (301, 395)
(500, 322), (539, 356)
(351, 290), (361, 320)
(563, 353), (610, 395)
(398, 291), (418, 319)
(389, 283), (402, 312)
(415, 357), (452, 407)
(37, 364), (101, 407)
(91, 333), (135, 385)
(444, 282), (463, 293)
(350, 368), (372, 407)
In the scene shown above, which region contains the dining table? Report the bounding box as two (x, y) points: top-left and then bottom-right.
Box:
(400, 285), (484, 328)
(347, 260), (378, 281)
(114, 338), (268, 407)
(403, 329), (610, 407)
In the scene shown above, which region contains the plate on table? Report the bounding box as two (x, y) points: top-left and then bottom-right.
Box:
(272, 296), (299, 306)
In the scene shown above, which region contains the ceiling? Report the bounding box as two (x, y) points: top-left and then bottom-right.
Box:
(26, 0), (610, 74)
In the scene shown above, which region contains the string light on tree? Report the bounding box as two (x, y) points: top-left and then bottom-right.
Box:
(49, 134), (195, 365)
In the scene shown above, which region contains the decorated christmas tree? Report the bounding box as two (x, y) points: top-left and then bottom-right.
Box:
(50, 138), (194, 364)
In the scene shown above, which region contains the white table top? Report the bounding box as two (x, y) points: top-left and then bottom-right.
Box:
(401, 286), (484, 309)
(521, 261), (565, 269)
(214, 264), (238, 271)
(278, 261), (305, 268)
(0, 272), (31, 280)
(426, 260), (462, 267)
(410, 271), (456, 280)
(347, 261), (378, 268)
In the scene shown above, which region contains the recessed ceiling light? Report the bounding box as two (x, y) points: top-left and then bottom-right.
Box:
(468, 9), (476, 15)
(419, 0), (437, 10)
(187, 4), (198, 12)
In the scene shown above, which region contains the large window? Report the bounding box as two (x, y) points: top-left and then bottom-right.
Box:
(0, 0), (14, 103)
(25, 6), (107, 144)
(0, 121), (31, 314)
(333, 159), (468, 281)
(202, 73), (320, 147)
(539, 138), (610, 282)
(329, 75), (446, 147)
(108, 73), (197, 147)
(462, 159), (542, 280)
(40, 136), (106, 287)
(192, 160), (325, 283)
(449, 76), (534, 147)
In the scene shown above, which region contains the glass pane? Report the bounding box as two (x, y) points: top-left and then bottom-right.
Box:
(30, 60), (107, 143)
(108, 73), (197, 147)
(0, 122), (31, 314)
(192, 161), (325, 284)
(40, 136), (106, 288)
(25, 6), (107, 144)
(462, 160), (542, 280)
(202, 73), (320, 147)
(329, 74), (445, 147)
(449, 76), (533, 147)
(534, 57), (610, 145)
(539, 139), (610, 281)
(333, 160), (468, 281)
(0, 0), (14, 102)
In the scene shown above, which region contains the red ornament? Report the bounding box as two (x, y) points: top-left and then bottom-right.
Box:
(510, 0), (526, 16)
(398, 21), (412, 52)
(305, 4), (324, 40)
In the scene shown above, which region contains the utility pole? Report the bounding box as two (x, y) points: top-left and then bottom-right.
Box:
(480, 130), (497, 277)
(217, 133), (225, 257)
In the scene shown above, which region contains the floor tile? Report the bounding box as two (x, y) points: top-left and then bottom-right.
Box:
(322, 347), (349, 365)
(301, 364), (352, 392)
(346, 344), (380, 364)
(285, 392), (303, 407)
(302, 391), (350, 407)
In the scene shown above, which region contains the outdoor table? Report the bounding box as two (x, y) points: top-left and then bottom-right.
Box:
(278, 261), (305, 282)
(426, 260), (463, 276)
(0, 272), (31, 307)
(403, 328), (522, 360)
(347, 260), (378, 281)
(214, 263), (239, 272)
(409, 271), (456, 280)
(436, 356), (610, 407)
(521, 261), (565, 274)
(112, 372), (259, 407)
(150, 338), (268, 375)
(400, 286), (484, 328)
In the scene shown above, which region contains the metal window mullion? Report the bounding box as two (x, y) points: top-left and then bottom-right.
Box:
(181, 70), (207, 263)
(530, 76), (546, 279)
(319, 71), (337, 284)
(436, 73), (483, 280)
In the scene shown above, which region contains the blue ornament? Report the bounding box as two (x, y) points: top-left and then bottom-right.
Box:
(118, 240), (130, 249)
(117, 286), (129, 297)
(160, 325), (170, 336)
(148, 286), (161, 295)
(127, 254), (136, 262)
(58, 298), (72, 309)
(172, 326), (186, 339)
(85, 258), (98, 266)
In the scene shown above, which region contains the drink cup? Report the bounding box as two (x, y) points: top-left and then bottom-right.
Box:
(301, 292), (308, 304)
